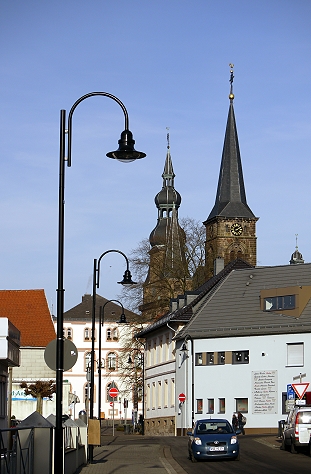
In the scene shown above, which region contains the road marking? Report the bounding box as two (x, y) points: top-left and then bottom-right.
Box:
(254, 438), (280, 449)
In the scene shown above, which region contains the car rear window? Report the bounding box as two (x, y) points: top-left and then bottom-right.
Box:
(297, 411), (311, 424)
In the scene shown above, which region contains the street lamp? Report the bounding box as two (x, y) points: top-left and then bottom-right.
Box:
(127, 342), (145, 435)
(56, 92), (145, 474)
(89, 250), (135, 461)
(97, 299), (127, 422)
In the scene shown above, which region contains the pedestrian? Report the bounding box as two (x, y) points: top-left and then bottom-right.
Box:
(232, 413), (238, 431)
(237, 411), (246, 435)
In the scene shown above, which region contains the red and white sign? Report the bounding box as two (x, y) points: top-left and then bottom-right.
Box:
(178, 392), (186, 403)
(109, 402), (114, 407)
(109, 387), (119, 398)
(292, 383), (309, 400)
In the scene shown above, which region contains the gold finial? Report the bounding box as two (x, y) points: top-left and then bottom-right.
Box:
(166, 127), (170, 149)
(229, 63), (235, 100)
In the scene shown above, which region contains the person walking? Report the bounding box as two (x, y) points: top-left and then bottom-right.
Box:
(237, 411), (246, 435)
(232, 413), (238, 431)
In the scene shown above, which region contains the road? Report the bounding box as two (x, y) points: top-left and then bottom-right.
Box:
(167, 434), (311, 474)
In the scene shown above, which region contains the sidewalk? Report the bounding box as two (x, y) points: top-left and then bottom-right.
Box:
(75, 432), (187, 474)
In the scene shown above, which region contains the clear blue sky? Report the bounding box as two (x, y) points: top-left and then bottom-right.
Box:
(1, 0), (310, 312)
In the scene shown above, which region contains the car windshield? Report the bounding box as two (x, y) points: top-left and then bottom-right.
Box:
(196, 421), (233, 434)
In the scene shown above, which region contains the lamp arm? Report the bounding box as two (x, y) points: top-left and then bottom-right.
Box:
(96, 249), (130, 288)
(67, 92), (129, 167)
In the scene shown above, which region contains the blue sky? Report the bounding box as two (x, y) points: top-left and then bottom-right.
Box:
(1, 0), (310, 312)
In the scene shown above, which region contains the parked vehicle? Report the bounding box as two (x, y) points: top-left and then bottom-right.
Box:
(281, 405), (311, 453)
(187, 418), (240, 462)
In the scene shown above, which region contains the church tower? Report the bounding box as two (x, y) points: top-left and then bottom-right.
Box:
(140, 133), (189, 320)
(203, 65), (258, 278)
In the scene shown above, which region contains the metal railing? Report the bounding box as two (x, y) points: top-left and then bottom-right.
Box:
(0, 426), (34, 474)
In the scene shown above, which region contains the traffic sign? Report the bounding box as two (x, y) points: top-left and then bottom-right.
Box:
(109, 402), (114, 407)
(292, 383), (309, 399)
(44, 339), (78, 371)
(109, 387), (119, 398)
(178, 392), (186, 402)
(287, 384), (295, 400)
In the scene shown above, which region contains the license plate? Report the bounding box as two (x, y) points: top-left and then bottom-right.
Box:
(210, 446), (225, 451)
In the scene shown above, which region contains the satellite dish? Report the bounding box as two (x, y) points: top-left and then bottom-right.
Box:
(44, 339), (78, 371)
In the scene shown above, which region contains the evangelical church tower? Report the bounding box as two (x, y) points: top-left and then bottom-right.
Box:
(203, 65), (258, 278)
(140, 133), (189, 320)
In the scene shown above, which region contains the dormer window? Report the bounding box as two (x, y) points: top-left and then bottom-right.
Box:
(264, 295), (295, 311)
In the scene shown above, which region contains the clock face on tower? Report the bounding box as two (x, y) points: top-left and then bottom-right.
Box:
(231, 223), (243, 236)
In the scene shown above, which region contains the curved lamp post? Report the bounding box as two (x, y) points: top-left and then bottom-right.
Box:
(97, 299), (126, 422)
(56, 93), (145, 473)
(90, 249), (135, 460)
(126, 340), (145, 435)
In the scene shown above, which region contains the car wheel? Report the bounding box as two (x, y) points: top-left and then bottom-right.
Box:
(290, 439), (297, 454)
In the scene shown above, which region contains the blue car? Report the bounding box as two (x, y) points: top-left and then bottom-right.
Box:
(187, 419), (240, 462)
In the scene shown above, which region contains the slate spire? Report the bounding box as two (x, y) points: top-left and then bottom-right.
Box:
(205, 65), (255, 222)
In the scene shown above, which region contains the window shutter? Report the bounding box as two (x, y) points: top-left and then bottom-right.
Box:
(287, 343), (303, 366)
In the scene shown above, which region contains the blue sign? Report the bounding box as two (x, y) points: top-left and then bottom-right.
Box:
(287, 384), (295, 400)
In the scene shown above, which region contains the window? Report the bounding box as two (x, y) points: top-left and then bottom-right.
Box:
(84, 352), (92, 371)
(196, 399), (203, 414)
(235, 398), (248, 413)
(207, 398), (214, 414)
(63, 327), (73, 339)
(112, 328), (118, 340)
(107, 352), (117, 370)
(195, 353), (203, 365)
(207, 352), (214, 365)
(107, 328), (111, 340)
(218, 398), (225, 413)
(287, 342), (304, 366)
(218, 352), (225, 365)
(164, 380), (168, 408)
(232, 350), (249, 364)
(264, 295), (295, 311)
(84, 328), (91, 340)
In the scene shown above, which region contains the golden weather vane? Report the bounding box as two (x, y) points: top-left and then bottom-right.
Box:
(229, 63), (235, 100)
(166, 126), (170, 149)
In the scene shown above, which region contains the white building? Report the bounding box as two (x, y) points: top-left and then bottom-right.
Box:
(60, 294), (143, 423)
(137, 261), (311, 435)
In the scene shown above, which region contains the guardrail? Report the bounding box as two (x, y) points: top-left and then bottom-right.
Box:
(0, 426), (34, 474)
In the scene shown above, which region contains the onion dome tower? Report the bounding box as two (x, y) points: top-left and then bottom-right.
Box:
(203, 65), (258, 280)
(290, 234), (304, 264)
(140, 132), (189, 320)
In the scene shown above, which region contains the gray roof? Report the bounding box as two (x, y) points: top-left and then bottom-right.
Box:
(177, 263), (311, 340)
(136, 258), (254, 338)
(205, 100), (256, 222)
(63, 294), (138, 323)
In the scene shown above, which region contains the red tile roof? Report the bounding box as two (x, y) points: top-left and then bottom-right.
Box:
(0, 290), (56, 347)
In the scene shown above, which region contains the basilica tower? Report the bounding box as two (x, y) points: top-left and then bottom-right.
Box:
(140, 134), (189, 320)
(203, 66), (258, 278)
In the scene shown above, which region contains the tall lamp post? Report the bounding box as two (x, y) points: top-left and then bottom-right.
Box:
(90, 250), (135, 461)
(98, 299), (126, 422)
(56, 93), (145, 474)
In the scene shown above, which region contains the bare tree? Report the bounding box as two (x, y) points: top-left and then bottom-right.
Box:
(20, 380), (56, 415)
(118, 217), (205, 315)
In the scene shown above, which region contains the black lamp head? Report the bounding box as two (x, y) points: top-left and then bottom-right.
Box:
(181, 342), (188, 352)
(118, 312), (127, 324)
(106, 129), (146, 163)
(118, 269), (137, 285)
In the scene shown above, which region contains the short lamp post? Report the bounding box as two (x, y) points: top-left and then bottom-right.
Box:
(97, 299), (127, 422)
(56, 92), (145, 474)
(127, 344), (145, 435)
